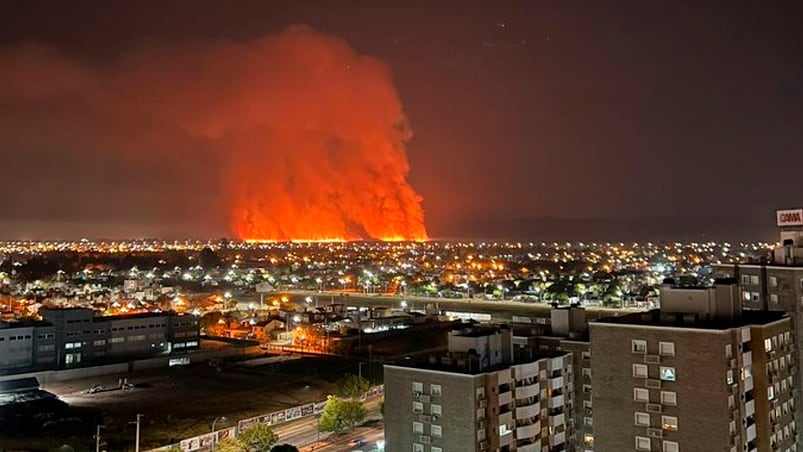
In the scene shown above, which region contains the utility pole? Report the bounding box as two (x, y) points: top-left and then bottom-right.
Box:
(95, 425), (104, 452)
(133, 414), (143, 452)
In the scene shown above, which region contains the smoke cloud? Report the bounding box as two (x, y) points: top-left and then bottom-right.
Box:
(0, 26), (428, 241)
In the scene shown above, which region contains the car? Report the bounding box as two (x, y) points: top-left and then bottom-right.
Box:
(347, 438), (365, 447)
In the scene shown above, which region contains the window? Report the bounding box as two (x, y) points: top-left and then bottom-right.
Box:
(741, 275), (751, 285)
(476, 387), (485, 400)
(431, 424), (442, 437)
(632, 340), (647, 354)
(726, 370), (734, 385)
(663, 440), (679, 452)
(750, 275), (759, 285)
(634, 412), (650, 426)
(725, 344), (732, 359)
(633, 364), (649, 378)
(431, 404), (442, 416)
(659, 342), (675, 356)
(499, 423), (511, 436)
(768, 386), (775, 401)
(582, 368), (592, 378)
(765, 338), (773, 352)
(413, 444), (424, 452)
(660, 367), (676, 381)
(634, 388), (649, 402)
(431, 384), (442, 396)
(413, 421), (424, 434)
(660, 391), (677, 406)
(412, 382), (423, 393)
(771, 294), (779, 304)
(635, 436), (651, 451)
(743, 291), (752, 301)
(431, 448), (442, 452)
(770, 276), (778, 287)
(661, 415), (678, 431)
(583, 434), (594, 446)
(584, 416), (593, 426)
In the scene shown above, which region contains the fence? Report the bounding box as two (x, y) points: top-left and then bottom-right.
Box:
(146, 385), (384, 452)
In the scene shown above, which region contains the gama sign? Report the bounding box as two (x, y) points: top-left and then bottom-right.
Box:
(777, 208), (803, 227)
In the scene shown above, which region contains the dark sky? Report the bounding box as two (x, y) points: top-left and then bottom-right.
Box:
(0, 0), (801, 241)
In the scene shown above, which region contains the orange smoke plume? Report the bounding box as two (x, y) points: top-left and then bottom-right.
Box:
(0, 26), (429, 241)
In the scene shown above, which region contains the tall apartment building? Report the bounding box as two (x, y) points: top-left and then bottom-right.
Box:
(384, 325), (575, 452)
(715, 208), (803, 441)
(0, 308), (199, 375)
(591, 279), (796, 452)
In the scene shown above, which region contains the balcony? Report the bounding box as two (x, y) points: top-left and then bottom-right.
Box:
(516, 403), (541, 419)
(745, 399), (755, 417)
(499, 411), (513, 426)
(746, 424), (756, 442)
(499, 390), (513, 406)
(515, 383), (540, 400)
(548, 412), (565, 427)
(742, 352), (752, 367)
(548, 375), (564, 390)
(516, 421), (541, 439)
(744, 375), (754, 392)
(548, 394), (565, 409)
(552, 430), (566, 445)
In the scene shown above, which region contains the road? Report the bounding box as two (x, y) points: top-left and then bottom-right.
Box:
(274, 398), (383, 451)
(270, 290), (638, 322)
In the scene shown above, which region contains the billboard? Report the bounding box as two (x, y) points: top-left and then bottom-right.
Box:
(777, 209), (803, 227)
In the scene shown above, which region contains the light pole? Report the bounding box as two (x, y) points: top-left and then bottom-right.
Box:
(95, 425), (105, 452)
(132, 414), (143, 452)
(212, 416), (227, 432)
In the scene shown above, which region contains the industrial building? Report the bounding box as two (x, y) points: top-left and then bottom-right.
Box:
(0, 308), (199, 375)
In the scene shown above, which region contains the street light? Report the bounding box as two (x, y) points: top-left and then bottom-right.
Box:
(212, 416), (227, 432)
(95, 425), (105, 452)
(130, 414), (144, 452)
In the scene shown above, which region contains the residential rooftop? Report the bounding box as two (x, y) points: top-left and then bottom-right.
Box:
(595, 308), (788, 331)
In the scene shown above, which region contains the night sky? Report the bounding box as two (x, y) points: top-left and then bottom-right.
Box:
(0, 1), (801, 241)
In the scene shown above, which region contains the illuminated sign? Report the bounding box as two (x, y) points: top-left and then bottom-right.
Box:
(777, 209), (803, 227)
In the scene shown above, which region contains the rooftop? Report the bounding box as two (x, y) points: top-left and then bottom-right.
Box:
(595, 308), (788, 331)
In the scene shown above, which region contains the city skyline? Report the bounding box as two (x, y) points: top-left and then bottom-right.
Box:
(0, 1), (801, 241)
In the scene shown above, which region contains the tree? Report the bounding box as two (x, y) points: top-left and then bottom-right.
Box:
(238, 423), (278, 451)
(318, 395), (366, 434)
(335, 373), (370, 399)
(214, 437), (246, 452)
(270, 445), (299, 452)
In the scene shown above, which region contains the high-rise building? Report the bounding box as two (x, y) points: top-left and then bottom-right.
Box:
(715, 207), (803, 442)
(384, 325), (575, 452)
(591, 279), (796, 452)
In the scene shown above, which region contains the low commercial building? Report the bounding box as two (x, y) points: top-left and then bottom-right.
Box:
(0, 309), (199, 375)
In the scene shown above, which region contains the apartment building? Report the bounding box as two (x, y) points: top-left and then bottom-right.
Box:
(591, 279), (796, 452)
(384, 325), (574, 452)
(714, 208), (803, 442)
(0, 308), (199, 375)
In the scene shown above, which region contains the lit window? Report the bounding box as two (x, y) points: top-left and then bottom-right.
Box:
(660, 367), (676, 381)
(660, 391), (677, 406)
(583, 433), (594, 445)
(634, 388), (649, 402)
(635, 436), (651, 451)
(633, 364), (649, 378)
(765, 338), (773, 352)
(632, 340), (647, 354)
(768, 386), (775, 401)
(413, 421), (424, 434)
(661, 415), (678, 431)
(743, 291), (751, 301)
(634, 411), (650, 426)
(659, 342), (675, 356)
(431, 384), (442, 396)
(726, 370), (734, 385)
(663, 440), (679, 452)
(499, 423), (511, 436)
(431, 424), (442, 437)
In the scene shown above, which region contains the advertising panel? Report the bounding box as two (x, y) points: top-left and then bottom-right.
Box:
(777, 208), (803, 227)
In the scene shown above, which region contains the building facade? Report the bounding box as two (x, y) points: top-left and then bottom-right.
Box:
(591, 280), (796, 452)
(384, 326), (574, 452)
(0, 309), (199, 375)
